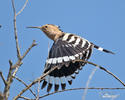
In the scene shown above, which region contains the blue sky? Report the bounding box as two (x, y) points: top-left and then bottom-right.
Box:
(0, 0), (125, 100)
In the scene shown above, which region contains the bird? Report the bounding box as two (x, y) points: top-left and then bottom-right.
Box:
(27, 24), (114, 92)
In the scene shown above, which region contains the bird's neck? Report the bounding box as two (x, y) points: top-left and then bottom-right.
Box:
(43, 31), (64, 41)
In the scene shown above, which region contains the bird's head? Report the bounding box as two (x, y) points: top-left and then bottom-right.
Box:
(27, 24), (63, 41)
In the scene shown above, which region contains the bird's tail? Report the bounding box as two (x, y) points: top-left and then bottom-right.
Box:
(92, 43), (115, 54)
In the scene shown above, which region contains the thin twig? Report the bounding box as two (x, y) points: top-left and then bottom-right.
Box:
(0, 71), (7, 85)
(5, 41), (36, 99)
(13, 66), (58, 100)
(38, 87), (125, 99)
(3, 60), (14, 100)
(75, 59), (125, 87)
(82, 67), (98, 100)
(12, 0), (21, 59)
(7, 60), (13, 81)
(11, 40), (37, 69)
(16, 0), (29, 16)
(19, 96), (31, 100)
(11, 40), (37, 80)
(21, 40), (37, 60)
(14, 76), (37, 98)
(48, 40), (50, 56)
(9, 60), (13, 67)
(36, 80), (40, 100)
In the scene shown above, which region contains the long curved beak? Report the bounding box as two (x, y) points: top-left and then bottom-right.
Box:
(26, 26), (41, 29)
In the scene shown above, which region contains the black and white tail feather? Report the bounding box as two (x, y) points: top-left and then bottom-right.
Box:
(41, 33), (114, 92)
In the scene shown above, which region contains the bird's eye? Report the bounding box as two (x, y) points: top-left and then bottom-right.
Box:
(45, 26), (48, 28)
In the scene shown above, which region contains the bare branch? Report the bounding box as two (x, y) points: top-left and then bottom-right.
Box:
(36, 80), (40, 100)
(21, 40), (37, 60)
(7, 60), (13, 82)
(19, 96), (31, 100)
(0, 71), (7, 85)
(0, 92), (4, 100)
(82, 67), (98, 100)
(11, 0), (16, 14)
(16, 0), (29, 16)
(12, 0), (21, 59)
(38, 87), (125, 99)
(7, 60), (13, 79)
(48, 40), (50, 55)
(3, 1), (36, 99)
(9, 60), (13, 67)
(14, 76), (37, 98)
(75, 59), (125, 87)
(11, 40), (37, 70)
(3, 60), (14, 100)
(4, 38), (36, 100)
(4, 41), (36, 99)
(13, 66), (58, 100)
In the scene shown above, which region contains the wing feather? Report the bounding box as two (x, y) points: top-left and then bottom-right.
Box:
(42, 34), (92, 92)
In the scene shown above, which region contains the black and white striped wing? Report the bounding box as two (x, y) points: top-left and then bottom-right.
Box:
(41, 33), (93, 92)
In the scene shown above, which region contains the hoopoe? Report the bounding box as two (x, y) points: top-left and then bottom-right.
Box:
(27, 24), (114, 92)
